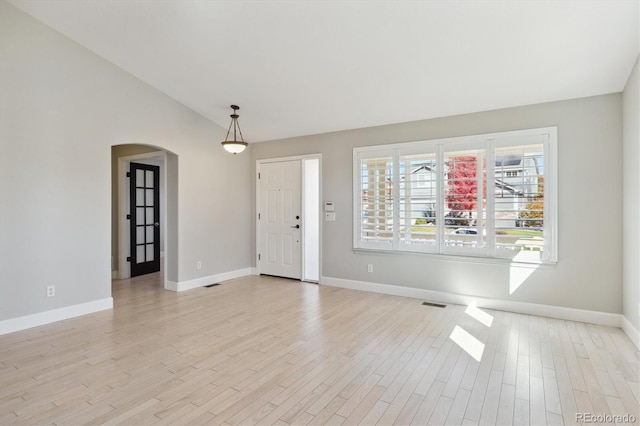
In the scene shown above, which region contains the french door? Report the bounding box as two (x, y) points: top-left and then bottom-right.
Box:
(129, 162), (161, 277)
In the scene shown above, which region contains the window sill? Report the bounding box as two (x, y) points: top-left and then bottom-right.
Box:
(353, 247), (557, 268)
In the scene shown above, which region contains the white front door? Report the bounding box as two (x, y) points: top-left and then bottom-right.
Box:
(258, 160), (302, 279)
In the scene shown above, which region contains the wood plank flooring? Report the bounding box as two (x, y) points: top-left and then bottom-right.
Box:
(0, 272), (638, 425)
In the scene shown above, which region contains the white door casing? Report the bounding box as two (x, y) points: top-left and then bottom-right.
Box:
(258, 160), (302, 279)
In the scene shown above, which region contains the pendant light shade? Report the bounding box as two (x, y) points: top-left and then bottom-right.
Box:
(221, 105), (248, 154)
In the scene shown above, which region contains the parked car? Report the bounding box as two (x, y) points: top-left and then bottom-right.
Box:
(452, 227), (476, 234)
(452, 227), (486, 235)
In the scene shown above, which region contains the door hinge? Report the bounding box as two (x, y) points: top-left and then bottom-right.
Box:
(258, 213), (261, 220)
(126, 214), (131, 220)
(126, 256), (131, 262)
(258, 172), (261, 179)
(258, 254), (261, 260)
(126, 172), (131, 177)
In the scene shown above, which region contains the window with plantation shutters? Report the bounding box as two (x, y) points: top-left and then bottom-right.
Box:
(355, 150), (394, 250)
(353, 127), (557, 264)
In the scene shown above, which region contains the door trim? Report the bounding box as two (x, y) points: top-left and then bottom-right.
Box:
(117, 151), (167, 283)
(256, 154), (322, 282)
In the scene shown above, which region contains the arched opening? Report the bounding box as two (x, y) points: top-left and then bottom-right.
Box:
(111, 144), (179, 290)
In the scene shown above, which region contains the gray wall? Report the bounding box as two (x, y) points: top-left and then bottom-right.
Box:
(0, 1), (252, 321)
(623, 54), (640, 332)
(252, 94), (623, 314)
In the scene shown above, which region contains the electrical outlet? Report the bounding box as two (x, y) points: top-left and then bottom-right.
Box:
(46, 285), (55, 297)
(367, 264), (373, 273)
(196, 261), (202, 270)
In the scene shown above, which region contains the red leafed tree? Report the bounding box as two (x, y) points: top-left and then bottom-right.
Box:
(446, 156), (486, 219)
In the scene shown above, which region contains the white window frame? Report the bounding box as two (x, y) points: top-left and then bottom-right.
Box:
(353, 127), (558, 264)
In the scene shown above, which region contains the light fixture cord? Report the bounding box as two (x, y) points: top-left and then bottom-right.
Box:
(224, 116), (234, 141)
(235, 119), (245, 142)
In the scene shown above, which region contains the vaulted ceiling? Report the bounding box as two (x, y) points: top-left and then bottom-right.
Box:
(9, 0), (640, 142)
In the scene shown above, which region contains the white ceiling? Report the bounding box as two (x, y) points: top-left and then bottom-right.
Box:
(9, 0), (640, 142)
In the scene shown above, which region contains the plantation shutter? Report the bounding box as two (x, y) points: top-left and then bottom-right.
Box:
(493, 135), (548, 262)
(398, 150), (438, 252)
(441, 146), (488, 256)
(355, 150), (394, 250)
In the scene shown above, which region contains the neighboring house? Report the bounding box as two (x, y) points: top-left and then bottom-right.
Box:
(494, 153), (542, 228)
(494, 153), (540, 197)
(400, 164), (437, 223)
(393, 154), (541, 228)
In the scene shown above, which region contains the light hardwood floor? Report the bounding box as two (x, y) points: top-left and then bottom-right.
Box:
(0, 272), (638, 425)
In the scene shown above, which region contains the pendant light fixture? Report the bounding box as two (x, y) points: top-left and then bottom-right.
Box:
(221, 104), (248, 154)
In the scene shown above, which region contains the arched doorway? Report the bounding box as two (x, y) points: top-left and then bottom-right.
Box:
(111, 144), (179, 290)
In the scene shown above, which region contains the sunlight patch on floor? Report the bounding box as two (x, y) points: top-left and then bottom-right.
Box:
(449, 325), (485, 362)
(465, 301), (494, 328)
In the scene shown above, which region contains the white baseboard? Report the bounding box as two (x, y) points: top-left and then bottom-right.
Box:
(250, 267), (259, 275)
(0, 297), (114, 335)
(171, 268), (254, 292)
(621, 315), (640, 350)
(320, 276), (622, 328)
(111, 270), (118, 279)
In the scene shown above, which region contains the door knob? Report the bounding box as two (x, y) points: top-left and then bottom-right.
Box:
(291, 224), (300, 229)
(154, 222), (160, 227)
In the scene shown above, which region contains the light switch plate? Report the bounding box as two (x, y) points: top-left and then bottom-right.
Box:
(325, 212), (336, 221)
